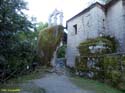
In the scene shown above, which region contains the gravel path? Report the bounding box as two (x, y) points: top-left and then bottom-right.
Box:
(34, 72), (94, 93)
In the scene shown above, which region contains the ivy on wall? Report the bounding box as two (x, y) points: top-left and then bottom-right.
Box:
(38, 25), (64, 66)
(75, 36), (125, 90)
(76, 36), (117, 73)
(78, 36), (117, 56)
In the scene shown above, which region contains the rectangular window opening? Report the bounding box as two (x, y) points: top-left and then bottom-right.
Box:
(73, 24), (77, 34)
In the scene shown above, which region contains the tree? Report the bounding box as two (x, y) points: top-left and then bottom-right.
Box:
(0, 0), (36, 80)
(36, 22), (48, 32)
(0, 0), (34, 54)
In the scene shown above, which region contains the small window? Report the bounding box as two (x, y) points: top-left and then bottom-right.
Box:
(73, 24), (77, 34)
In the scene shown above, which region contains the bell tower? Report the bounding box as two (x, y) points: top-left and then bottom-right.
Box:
(48, 9), (63, 27)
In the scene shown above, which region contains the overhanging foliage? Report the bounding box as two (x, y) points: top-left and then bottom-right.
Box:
(75, 36), (125, 90)
(38, 25), (64, 66)
(78, 36), (117, 56)
(0, 0), (39, 81)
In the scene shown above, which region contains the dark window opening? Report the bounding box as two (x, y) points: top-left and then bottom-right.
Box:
(73, 24), (77, 34)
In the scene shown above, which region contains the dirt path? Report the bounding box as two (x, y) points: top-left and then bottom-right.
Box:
(33, 69), (94, 93)
(1, 65), (122, 93)
(1, 68), (95, 93)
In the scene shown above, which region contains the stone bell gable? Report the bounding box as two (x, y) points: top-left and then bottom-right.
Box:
(48, 9), (63, 27)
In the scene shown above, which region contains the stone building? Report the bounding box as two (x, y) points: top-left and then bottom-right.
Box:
(66, 0), (125, 67)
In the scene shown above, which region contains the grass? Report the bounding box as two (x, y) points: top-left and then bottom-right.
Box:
(70, 76), (124, 93)
(20, 82), (45, 93)
(0, 82), (45, 93)
(6, 66), (51, 83)
(0, 66), (50, 93)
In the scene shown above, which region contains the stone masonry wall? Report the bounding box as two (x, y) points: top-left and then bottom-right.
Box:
(66, 6), (105, 67)
(105, 0), (125, 52)
(66, 0), (125, 67)
(122, 0), (125, 52)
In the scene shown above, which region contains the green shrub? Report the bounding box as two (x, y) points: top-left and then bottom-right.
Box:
(103, 55), (125, 90)
(118, 73), (125, 91)
(57, 45), (66, 58)
(7, 41), (39, 73)
(111, 70), (121, 85)
(103, 56), (119, 71)
(75, 56), (88, 72)
(75, 36), (125, 90)
(78, 36), (117, 56)
(75, 36), (117, 74)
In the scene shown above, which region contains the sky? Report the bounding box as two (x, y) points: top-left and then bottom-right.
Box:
(25, 0), (101, 26)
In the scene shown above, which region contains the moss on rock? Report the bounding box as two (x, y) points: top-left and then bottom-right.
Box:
(38, 25), (64, 66)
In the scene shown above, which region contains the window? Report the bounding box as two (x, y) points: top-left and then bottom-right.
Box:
(73, 24), (77, 34)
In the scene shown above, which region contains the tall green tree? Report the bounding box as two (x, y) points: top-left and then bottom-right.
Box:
(0, 0), (36, 79)
(0, 0), (34, 55)
(36, 22), (48, 32)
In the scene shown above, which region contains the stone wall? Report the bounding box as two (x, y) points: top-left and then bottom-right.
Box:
(66, 0), (125, 67)
(105, 0), (125, 52)
(66, 5), (105, 67)
(122, 0), (125, 52)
